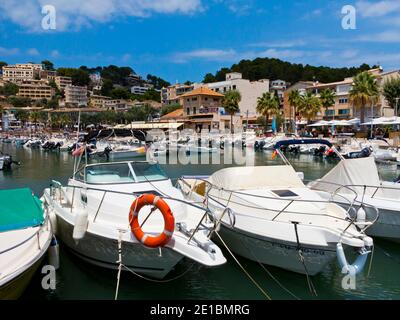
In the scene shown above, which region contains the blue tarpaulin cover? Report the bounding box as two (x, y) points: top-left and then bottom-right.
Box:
(0, 188), (44, 232)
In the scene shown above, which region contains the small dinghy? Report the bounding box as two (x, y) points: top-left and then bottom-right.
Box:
(0, 188), (53, 299)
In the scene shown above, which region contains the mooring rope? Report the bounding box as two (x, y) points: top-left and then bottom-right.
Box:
(292, 222), (318, 296)
(243, 242), (301, 300)
(114, 230), (124, 300)
(213, 231), (272, 300)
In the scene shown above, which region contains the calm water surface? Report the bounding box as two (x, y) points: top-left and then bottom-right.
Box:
(1, 143), (400, 300)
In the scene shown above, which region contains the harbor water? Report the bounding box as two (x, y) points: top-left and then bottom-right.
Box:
(2, 143), (400, 300)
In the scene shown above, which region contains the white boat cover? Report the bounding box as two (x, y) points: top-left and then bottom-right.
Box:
(309, 157), (383, 196)
(209, 165), (305, 190)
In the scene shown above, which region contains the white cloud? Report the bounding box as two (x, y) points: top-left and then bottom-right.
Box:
(50, 49), (60, 58)
(356, 0), (400, 18)
(358, 30), (400, 42)
(0, 0), (203, 32)
(249, 39), (307, 48)
(121, 53), (132, 62)
(172, 49), (238, 63)
(0, 47), (20, 55)
(27, 48), (40, 55)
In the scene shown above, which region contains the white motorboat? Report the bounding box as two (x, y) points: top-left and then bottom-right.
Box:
(0, 188), (53, 299)
(42, 161), (226, 279)
(178, 140), (374, 276)
(93, 144), (147, 160)
(310, 153), (400, 242)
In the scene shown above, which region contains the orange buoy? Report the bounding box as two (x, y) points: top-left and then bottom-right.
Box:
(129, 194), (175, 248)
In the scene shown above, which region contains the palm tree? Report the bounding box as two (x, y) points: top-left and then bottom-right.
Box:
(288, 89), (302, 133)
(319, 88), (336, 120)
(256, 92), (280, 132)
(298, 92), (322, 123)
(349, 71), (379, 125)
(222, 90), (241, 133)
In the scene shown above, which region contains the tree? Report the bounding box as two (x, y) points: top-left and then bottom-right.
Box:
(110, 88), (130, 100)
(42, 60), (55, 71)
(15, 109), (29, 124)
(382, 77), (400, 115)
(288, 89), (302, 133)
(203, 57), (377, 86)
(349, 71), (379, 125)
(222, 90), (241, 133)
(319, 88), (336, 119)
(101, 65), (134, 86)
(101, 79), (114, 97)
(146, 74), (170, 89)
(203, 73), (216, 83)
(0, 61), (7, 69)
(161, 103), (181, 116)
(7, 96), (32, 108)
(57, 68), (90, 86)
(0, 82), (19, 96)
(298, 92), (322, 123)
(256, 92), (280, 132)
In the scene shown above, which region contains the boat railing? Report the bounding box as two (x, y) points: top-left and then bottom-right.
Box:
(177, 177), (379, 237)
(49, 181), (216, 247)
(310, 178), (400, 200)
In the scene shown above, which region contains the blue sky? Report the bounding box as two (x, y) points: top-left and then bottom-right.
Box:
(0, 0), (400, 83)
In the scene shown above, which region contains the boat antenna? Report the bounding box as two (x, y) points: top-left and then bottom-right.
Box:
(73, 110), (82, 176)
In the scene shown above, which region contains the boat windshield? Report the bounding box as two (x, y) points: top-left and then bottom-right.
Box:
(80, 162), (167, 184)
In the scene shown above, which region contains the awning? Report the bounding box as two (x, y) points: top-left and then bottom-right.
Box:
(115, 122), (184, 130)
(361, 116), (400, 126)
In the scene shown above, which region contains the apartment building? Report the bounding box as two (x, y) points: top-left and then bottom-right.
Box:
(180, 86), (242, 131)
(39, 70), (57, 82)
(2, 63), (43, 82)
(270, 79), (288, 104)
(282, 81), (314, 123)
(65, 85), (88, 107)
(105, 99), (133, 111)
(16, 80), (55, 101)
(55, 76), (73, 91)
(305, 67), (398, 120)
(89, 94), (111, 109)
(131, 85), (151, 95)
(205, 72), (269, 116)
(161, 83), (195, 105)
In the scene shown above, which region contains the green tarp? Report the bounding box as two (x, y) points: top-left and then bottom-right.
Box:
(0, 188), (44, 232)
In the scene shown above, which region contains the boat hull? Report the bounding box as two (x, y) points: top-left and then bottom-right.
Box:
(217, 224), (337, 276)
(55, 215), (184, 279)
(0, 257), (44, 300)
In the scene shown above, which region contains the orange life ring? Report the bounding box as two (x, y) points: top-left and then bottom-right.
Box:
(129, 194), (175, 248)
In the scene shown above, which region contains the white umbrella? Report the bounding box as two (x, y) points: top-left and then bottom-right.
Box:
(306, 120), (330, 127)
(361, 116), (400, 126)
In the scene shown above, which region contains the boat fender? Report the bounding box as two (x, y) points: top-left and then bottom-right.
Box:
(48, 208), (58, 235)
(72, 210), (89, 243)
(48, 236), (60, 270)
(336, 242), (369, 275)
(356, 206), (366, 228)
